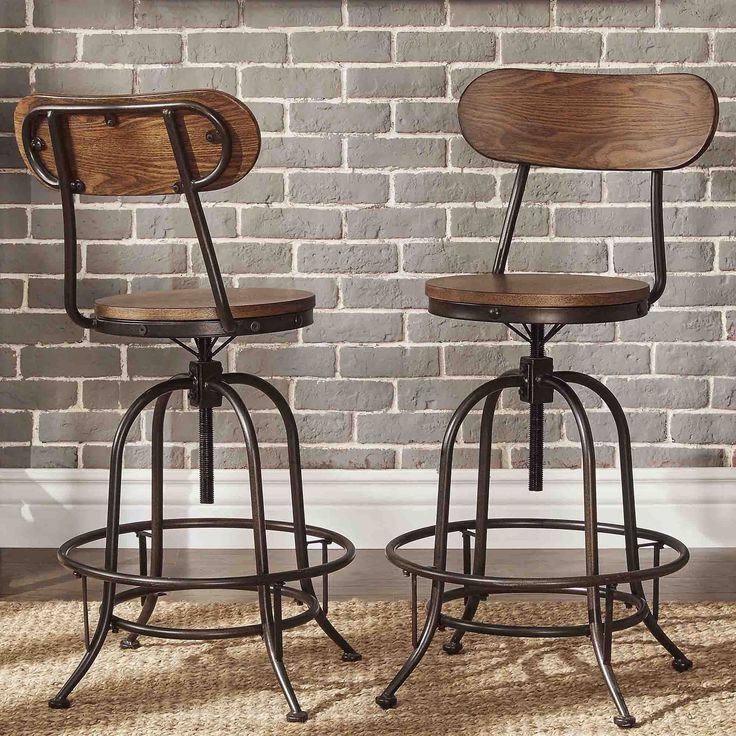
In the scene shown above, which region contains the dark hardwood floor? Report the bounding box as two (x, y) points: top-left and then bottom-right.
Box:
(2, 548), (734, 602)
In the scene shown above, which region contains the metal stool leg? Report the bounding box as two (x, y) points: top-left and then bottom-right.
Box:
(558, 371), (692, 672)
(209, 379), (307, 722)
(544, 375), (635, 728)
(376, 374), (522, 709)
(443, 385), (505, 655)
(49, 377), (189, 708)
(121, 388), (177, 650)
(221, 373), (361, 661)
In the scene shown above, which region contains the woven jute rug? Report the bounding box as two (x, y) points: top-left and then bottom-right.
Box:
(1, 599), (734, 735)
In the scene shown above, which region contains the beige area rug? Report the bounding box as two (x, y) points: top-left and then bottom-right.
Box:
(1, 599), (734, 735)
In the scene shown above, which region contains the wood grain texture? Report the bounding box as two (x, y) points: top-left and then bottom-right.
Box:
(15, 90), (260, 196)
(458, 69), (718, 171)
(425, 274), (650, 308)
(95, 287), (315, 321)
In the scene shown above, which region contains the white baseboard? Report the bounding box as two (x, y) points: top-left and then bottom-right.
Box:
(1, 467), (735, 549)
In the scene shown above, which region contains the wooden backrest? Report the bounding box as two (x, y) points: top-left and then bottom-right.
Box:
(458, 69), (718, 171)
(15, 90), (260, 195)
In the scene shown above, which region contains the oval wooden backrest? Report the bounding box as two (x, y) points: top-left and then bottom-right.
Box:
(458, 69), (718, 171)
(14, 90), (260, 195)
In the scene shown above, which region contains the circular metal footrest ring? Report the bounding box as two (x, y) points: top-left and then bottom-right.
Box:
(111, 584), (319, 641)
(439, 586), (647, 639)
(386, 517), (688, 592)
(57, 517), (355, 589)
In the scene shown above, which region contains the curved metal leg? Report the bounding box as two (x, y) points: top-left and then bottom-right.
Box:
(50, 377), (191, 709)
(443, 386), (505, 655)
(543, 375), (635, 728)
(557, 371), (692, 672)
(208, 379), (307, 722)
(121, 389), (176, 650)
(221, 372), (361, 661)
(376, 373), (523, 709)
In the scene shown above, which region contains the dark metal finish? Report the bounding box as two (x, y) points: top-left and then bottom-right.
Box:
(46, 111), (93, 330)
(521, 324), (549, 493)
(113, 584), (317, 640)
(377, 374), (521, 709)
(93, 309), (312, 339)
(162, 107), (235, 334)
(440, 586), (646, 638)
(410, 572), (418, 648)
(49, 375), (189, 710)
(641, 542), (664, 620)
(428, 296), (649, 326)
(121, 388), (175, 650)
(492, 162), (529, 273)
(387, 517), (687, 592)
(377, 353), (692, 727)
(199, 406), (214, 504)
(49, 342), (360, 721)
(558, 370), (692, 670)
(649, 170), (667, 306)
(136, 530), (148, 605)
(307, 538), (331, 614)
(73, 572), (90, 650)
(219, 371), (361, 663)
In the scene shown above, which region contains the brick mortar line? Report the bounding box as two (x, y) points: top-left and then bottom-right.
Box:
(3, 3), (736, 469)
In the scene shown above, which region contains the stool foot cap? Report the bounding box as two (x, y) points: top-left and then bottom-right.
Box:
(286, 711), (308, 723)
(341, 651), (362, 662)
(672, 656), (693, 673)
(48, 697), (71, 710)
(442, 640), (463, 655)
(376, 694), (397, 710)
(120, 638), (141, 650)
(613, 715), (636, 729)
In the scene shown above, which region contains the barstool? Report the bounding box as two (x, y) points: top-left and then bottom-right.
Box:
(375, 69), (718, 727)
(15, 90), (360, 723)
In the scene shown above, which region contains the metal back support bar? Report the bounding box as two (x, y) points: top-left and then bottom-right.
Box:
(492, 162), (529, 274)
(21, 101), (237, 334)
(46, 112), (90, 329)
(491, 164), (668, 310)
(649, 169), (667, 305)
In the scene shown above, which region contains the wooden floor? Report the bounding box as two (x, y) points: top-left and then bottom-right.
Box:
(1, 548), (734, 602)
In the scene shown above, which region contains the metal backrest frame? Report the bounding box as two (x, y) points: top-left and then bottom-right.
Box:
(16, 92), (262, 334)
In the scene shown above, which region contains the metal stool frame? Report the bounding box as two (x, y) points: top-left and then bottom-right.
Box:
(376, 166), (694, 729)
(48, 343), (362, 723)
(376, 331), (693, 728)
(17, 97), (361, 723)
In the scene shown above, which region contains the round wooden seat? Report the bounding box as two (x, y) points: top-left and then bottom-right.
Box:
(426, 274), (650, 325)
(94, 287), (315, 338)
(96, 287), (314, 321)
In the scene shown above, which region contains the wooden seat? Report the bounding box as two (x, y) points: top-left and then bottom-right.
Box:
(426, 274), (649, 308)
(95, 287), (315, 322)
(426, 274), (650, 325)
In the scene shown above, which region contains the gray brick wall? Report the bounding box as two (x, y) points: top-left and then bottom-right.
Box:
(1, 0), (736, 471)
